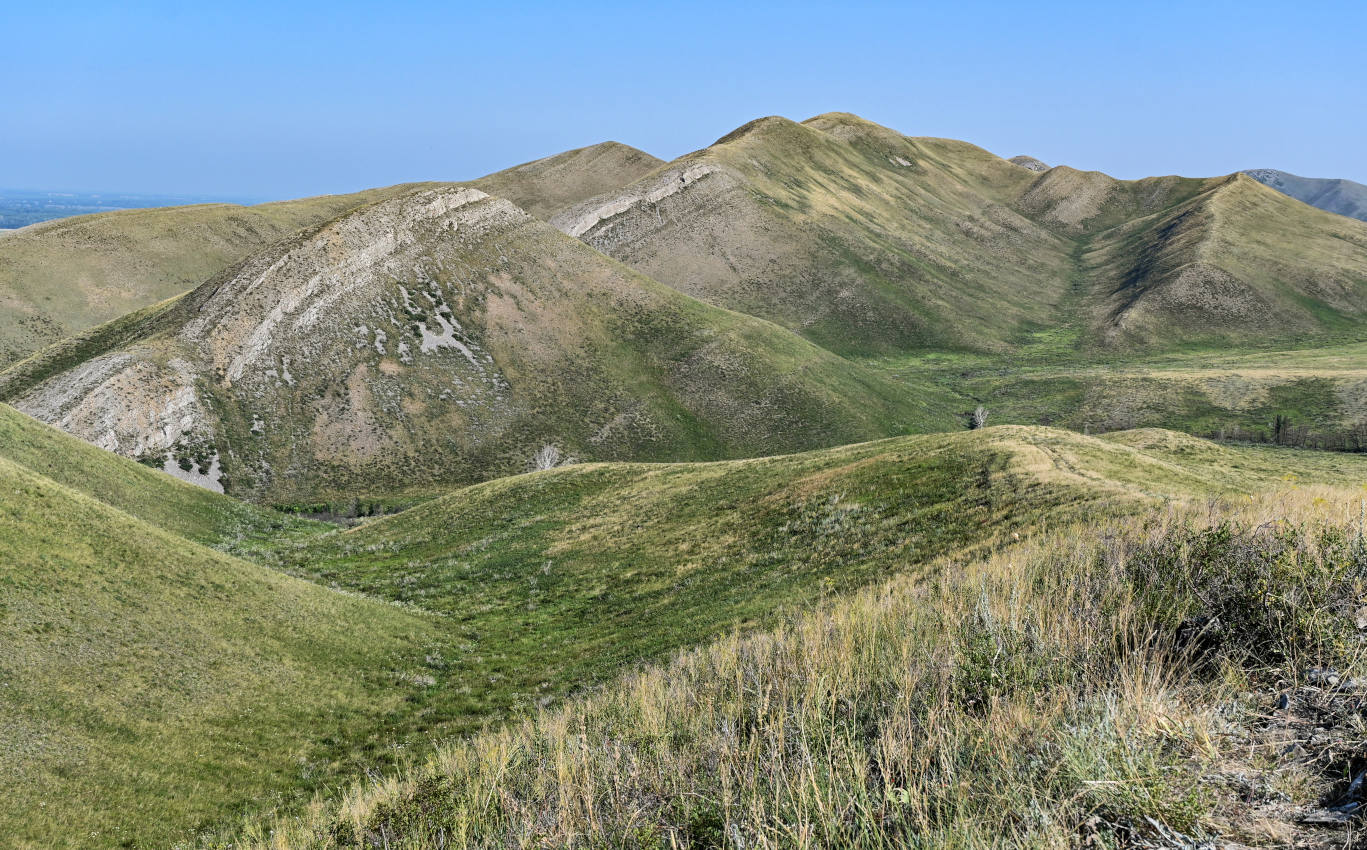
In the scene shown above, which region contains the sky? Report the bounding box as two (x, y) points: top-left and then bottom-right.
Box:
(3, 0), (1364, 200)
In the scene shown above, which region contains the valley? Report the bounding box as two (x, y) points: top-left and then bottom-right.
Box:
(3, 110), (1367, 849)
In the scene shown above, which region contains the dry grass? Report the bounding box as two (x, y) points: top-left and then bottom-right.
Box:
(219, 486), (1367, 848)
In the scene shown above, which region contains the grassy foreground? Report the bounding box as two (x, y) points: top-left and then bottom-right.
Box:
(7, 411), (1367, 847)
(222, 486), (1367, 849)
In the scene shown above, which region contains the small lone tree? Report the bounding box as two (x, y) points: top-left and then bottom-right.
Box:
(532, 444), (562, 471)
(970, 406), (989, 430)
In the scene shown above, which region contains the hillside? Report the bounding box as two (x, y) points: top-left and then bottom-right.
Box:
(0, 402), (308, 546)
(213, 432), (1367, 848)
(470, 141), (664, 220)
(251, 427), (1367, 770)
(551, 113), (1071, 357)
(553, 112), (1367, 355)
(0, 184), (937, 504)
(1083, 173), (1367, 346)
(10, 406), (1367, 846)
(0, 184), (436, 368)
(1245, 167), (1367, 222)
(0, 440), (469, 849)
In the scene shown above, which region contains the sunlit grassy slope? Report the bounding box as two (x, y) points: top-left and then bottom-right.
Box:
(0, 450), (467, 850)
(223, 466), (1367, 849)
(8, 420), (1367, 847)
(0, 402), (307, 546)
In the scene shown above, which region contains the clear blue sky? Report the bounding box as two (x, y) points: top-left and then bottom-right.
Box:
(4, 0), (1364, 199)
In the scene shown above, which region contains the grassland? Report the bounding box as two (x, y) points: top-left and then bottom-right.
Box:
(219, 481), (1367, 849)
(871, 339), (1367, 449)
(211, 427), (1366, 845)
(0, 450), (464, 849)
(9, 401), (1367, 846)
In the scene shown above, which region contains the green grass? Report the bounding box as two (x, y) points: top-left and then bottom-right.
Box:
(0, 452), (468, 849)
(869, 338), (1367, 446)
(0, 403), (315, 548)
(218, 483), (1367, 849)
(9, 416), (1367, 847)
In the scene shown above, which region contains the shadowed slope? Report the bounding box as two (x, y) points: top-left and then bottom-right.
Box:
(1085, 174), (1367, 346)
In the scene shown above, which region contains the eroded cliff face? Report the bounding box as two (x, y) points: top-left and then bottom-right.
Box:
(9, 184), (918, 502)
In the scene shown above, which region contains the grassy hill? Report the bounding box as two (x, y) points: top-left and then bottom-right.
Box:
(552, 112), (1367, 356)
(0, 432), (475, 849)
(0, 184), (438, 368)
(470, 141), (663, 220)
(0, 184), (940, 504)
(552, 113), (1073, 357)
(0, 402), (308, 546)
(212, 432), (1367, 848)
(8, 114), (1367, 483)
(8, 409), (1367, 846)
(255, 426), (1367, 719)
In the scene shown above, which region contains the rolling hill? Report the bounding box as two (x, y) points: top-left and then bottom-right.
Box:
(1244, 167), (1367, 222)
(0, 184), (937, 504)
(553, 112), (1367, 354)
(208, 427), (1367, 848)
(7, 114), (1367, 490)
(0, 403), (464, 849)
(8, 376), (1367, 847)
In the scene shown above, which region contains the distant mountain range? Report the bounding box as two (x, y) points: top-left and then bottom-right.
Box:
(1243, 168), (1367, 222)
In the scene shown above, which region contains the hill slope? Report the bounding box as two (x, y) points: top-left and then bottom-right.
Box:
(0, 184), (435, 368)
(1245, 167), (1367, 222)
(258, 426), (1367, 748)
(554, 112), (1367, 354)
(0, 446), (464, 849)
(0, 184), (937, 504)
(552, 113), (1071, 357)
(0, 402), (307, 546)
(217, 429), (1367, 848)
(470, 141), (663, 220)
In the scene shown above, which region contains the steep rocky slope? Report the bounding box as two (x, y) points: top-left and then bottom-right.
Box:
(0, 184), (436, 367)
(0, 185), (933, 503)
